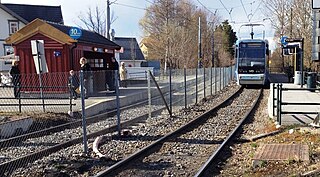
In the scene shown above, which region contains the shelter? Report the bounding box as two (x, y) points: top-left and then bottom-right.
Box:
(0, 3), (64, 71)
(5, 18), (121, 93)
(5, 18), (121, 74)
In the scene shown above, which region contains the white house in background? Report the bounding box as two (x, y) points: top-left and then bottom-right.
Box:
(0, 3), (63, 71)
(0, 4), (26, 71)
(112, 37), (146, 67)
(111, 36), (151, 80)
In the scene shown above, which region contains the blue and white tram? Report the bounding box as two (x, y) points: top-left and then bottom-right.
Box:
(235, 39), (269, 85)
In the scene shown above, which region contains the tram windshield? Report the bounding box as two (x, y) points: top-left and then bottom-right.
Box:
(237, 42), (266, 74)
(238, 42), (266, 67)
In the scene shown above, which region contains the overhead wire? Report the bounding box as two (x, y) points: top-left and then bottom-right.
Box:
(240, 0), (250, 22)
(196, 0), (217, 15)
(145, 0), (153, 4)
(249, 0), (263, 22)
(113, 2), (147, 10)
(216, 0), (235, 28)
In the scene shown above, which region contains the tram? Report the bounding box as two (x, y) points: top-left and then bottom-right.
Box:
(235, 38), (269, 86)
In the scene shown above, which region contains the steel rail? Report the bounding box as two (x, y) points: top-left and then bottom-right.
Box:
(0, 89), (177, 147)
(0, 78), (211, 147)
(94, 86), (244, 177)
(0, 84), (207, 175)
(0, 104), (167, 176)
(194, 88), (262, 176)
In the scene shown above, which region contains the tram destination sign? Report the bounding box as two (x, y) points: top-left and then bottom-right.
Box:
(240, 42), (263, 48)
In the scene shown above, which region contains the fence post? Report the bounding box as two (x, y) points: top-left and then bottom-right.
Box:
(272, 83), (275, 117)
(230, 66), (232, 82)
(169, 68), (172, 114)
(210, 67), (213, 96)
(184, 68), (187, 109)
(219, 67), (222, 91)
(149, 70), (172, 116)
(148, 70), (151, 119)
(279, 83), (283, 125)
(214, 67), (217, 94)
(38, 74), (45, 112)
(79, 70), (88, 154)
(115, 70), (121, 136)
(203, 67), (206, 98)
(18, 84), (21, 113)
(196, 68), (198, 104)
(69, 83), (73, 116)
(276, 83), (280, 124)
(223, 67), (226, 87)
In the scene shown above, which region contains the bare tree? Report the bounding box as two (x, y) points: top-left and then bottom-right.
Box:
(139, 0), (233, 69)
(78, 5), (117, 37)
(263, 0), (314, 70)
(78, 6), (106, 36)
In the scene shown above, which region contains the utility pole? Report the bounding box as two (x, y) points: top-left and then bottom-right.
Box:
(106, 0), (111, 39)
(198, 17), (202, 68)
(211, 31), (214, 68)
(164, 5), (169, 72)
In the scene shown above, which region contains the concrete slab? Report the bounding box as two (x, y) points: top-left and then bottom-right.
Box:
(268, 74), (320, 126)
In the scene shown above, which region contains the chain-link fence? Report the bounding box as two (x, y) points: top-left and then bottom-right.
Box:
(0, 66), (235, 176)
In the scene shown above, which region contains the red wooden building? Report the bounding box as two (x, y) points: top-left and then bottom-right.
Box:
(5, 19), (121, 93)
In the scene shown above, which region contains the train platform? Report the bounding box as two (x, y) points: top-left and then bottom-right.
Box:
(268, 73), (320, 126)
(74, 85), (154, 117)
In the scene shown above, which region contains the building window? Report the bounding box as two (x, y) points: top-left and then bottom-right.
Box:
(8, 21), (19, 35)
(319, 20), (320, 28)
(318, 36), (320, 44)
(89, 58), (104, 68)
(4, 45), (14, 55)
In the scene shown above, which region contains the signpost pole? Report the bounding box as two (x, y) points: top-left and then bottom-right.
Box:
(35, 40), (45, 112)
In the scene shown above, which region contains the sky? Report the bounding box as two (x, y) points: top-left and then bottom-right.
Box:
(1, 0), (276, 48)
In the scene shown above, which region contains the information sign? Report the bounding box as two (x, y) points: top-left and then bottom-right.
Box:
(69, 27), (82, 40)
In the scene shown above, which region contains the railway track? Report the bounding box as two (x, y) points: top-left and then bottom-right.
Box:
(0, 83), (237, 176)
(0, 97), (156, 148)
(0, 99), (165, 175)
(1, 83), (235, 176)
(94, 88), (262, 176)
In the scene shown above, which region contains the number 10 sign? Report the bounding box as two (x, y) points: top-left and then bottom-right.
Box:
(69, 27), (82, 40)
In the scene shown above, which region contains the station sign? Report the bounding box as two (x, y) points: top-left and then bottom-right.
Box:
(69, 27), (82, 40)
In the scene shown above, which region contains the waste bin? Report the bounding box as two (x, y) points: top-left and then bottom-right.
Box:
(294, 71), (302, 85)
(307, 72), (317, 92)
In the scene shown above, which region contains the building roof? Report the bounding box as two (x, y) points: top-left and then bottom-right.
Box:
(48, 22), (121, 49)
(0, 3), (28, 24)
(5, 19), (75, 45)
(2, 3), (63, 24)
(113, 37), (145, 61)
(5, 19), (121, 50)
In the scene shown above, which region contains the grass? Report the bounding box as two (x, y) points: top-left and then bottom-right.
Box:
(251, 142), (258, 148)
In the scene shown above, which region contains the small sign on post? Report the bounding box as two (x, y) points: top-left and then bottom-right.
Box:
(31, 40), (48, 74)
(280, 36), (288, 46)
